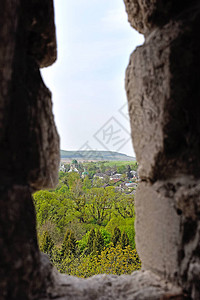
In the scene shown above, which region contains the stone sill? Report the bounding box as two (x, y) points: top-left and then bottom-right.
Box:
(40, 254), (185, 300)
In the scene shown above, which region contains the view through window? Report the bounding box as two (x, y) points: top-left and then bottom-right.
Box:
(35, 0), (144, 277)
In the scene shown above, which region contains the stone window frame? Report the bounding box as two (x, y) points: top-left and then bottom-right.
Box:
(1, 0), (199, 299)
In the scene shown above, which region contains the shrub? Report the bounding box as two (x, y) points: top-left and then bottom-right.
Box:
(106, 217), (135, 248)
(111, 226), (121, 247)
(40, 231), (54, 257)
(120, 231), (130, 249)
(85, 228), (96, 255)
(93, 230), (104, 255)
(61, 230), (77, 257)
(54, 244), (141, 277)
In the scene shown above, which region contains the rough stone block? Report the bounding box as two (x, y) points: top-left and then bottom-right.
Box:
(135, 181), (181, 281)
(0, 185), (42, 299)
(135, 177), (200, 297)
(40, 267), (183, 300)
(123, 0), (199, 34)
(0, 0), (59, 190)
(126, 10), (200, 181)
(27, 0), (57, 68)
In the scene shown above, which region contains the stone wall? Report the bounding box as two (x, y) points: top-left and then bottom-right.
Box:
(0, 0), (199, 299)
(0, 0), (59, 299)
(124, 0), (200, 298)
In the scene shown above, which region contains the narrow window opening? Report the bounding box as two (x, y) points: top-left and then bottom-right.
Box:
(36, 0), (144, 278)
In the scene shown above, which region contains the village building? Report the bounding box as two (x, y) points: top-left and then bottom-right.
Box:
(59, 164), (66, 172)
(68, 166), (79, 173)
(110, 173), (122, 180)
(94, 173), (107, 179)
(81, 168), (89, 178)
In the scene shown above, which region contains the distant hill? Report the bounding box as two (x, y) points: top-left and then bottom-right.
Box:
(60, 150), (136, 162)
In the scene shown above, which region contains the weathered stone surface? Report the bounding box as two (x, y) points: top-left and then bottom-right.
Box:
(0, 0), (59, 299)
(135, 181), (181, 282)
(123, 0), (199, 34)
(40, 266), (184, 300)
(125, 1), (200, 299)
(126, 22), (177, 181)
(27, 0), (57, 68)
(0, 0), (20, 145)
(123, 0), (157, 34)
(134, 176), (200, 298)
(141, 176), (200, 299)
(161, 177), (200, 298)
(0, 0), (59, 190)
(126, 10), (200, 182)
(136, 177), (200, 298)
(0, 0), (200, 299)
(9, 55), (59, 190)
(0, 185), (42, 299)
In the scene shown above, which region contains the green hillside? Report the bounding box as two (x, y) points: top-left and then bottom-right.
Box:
(60, 150), (135, 161)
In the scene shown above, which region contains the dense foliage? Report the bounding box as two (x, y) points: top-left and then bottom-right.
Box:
(51, 244), (141, 277)
(34, 161), (140, 277)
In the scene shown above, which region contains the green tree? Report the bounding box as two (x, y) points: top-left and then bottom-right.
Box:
(59, 171), (67, 180)
(111, 227), (121, 247)
(120, 231), (130, 249)
(87, 163), (98, 179)
(53, 244), (141, 277)
(117, 165), (126, 174)
(92, 177), (104, 188)
(127, 165), (132, 180)
(104, 175), (110, 184)
(67, 172), (80, 190)
(130, 162), (138, 171)
(71, 194), (86, 223)
(86, 187), (113, 225)
(61, 230), (70, 257)
(61, 230), (77, 257)
(33, 190), (56, 225)
(106, 217), (135, 249)
(86, 229), (96, 255)
(93, 230), (105, 255)
(83, 176), (92, 190)
(33, 188), (74, 236)
(60, 174), (69, 187)
(40, 231), (54, 256)
(99, 162), (106, 173)
(113, 193), (135, 219)
(72, 159), (78, 166)
(71, 178), (83, 197)
(67, 232), (77, 254)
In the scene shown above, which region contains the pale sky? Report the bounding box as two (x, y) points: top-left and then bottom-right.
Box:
(41, 0), (144, 157)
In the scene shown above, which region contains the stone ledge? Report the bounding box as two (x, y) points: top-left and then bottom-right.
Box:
(39, 255), (185, 300)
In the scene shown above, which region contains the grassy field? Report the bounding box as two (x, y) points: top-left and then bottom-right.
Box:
(103, 161), (137, 167)
(82, 161), (138, 171)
